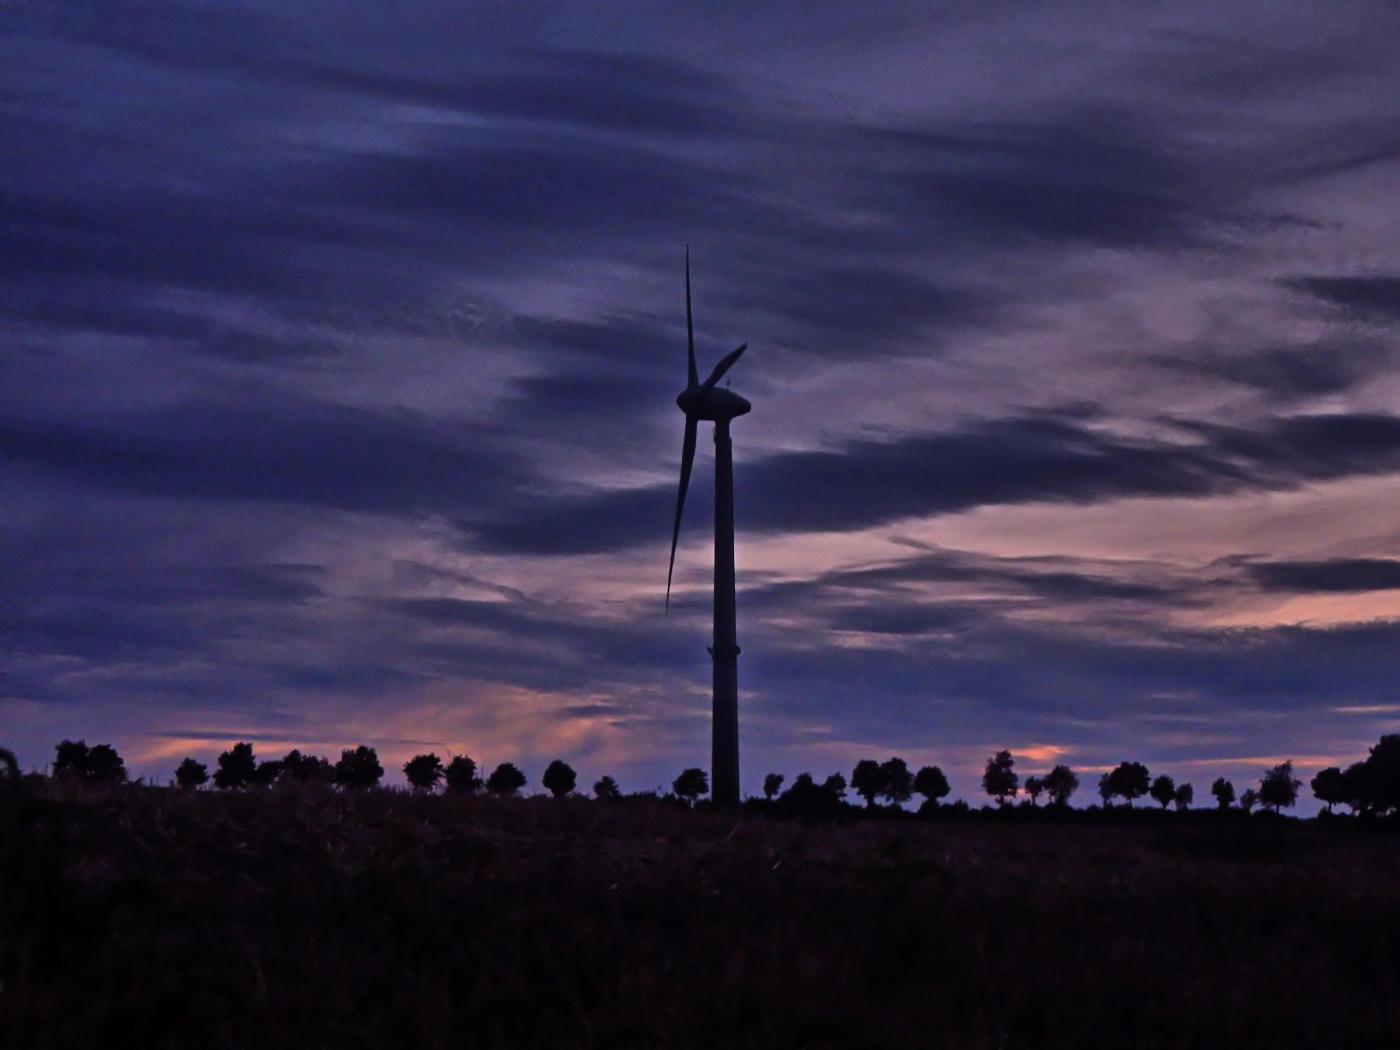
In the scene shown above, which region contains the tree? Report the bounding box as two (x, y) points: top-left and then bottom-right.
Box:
(851, 759), (884, 808)
(1107, 762), (1150, 808)
(1174, 783), (1193, 811)
(542, 759), (577, 798)
(1352, 734), (1400, 815)
(672, 767), (709, 804)
(445, 755), (481, 794)
(1310, 767), (1350, 813)
(175, 757), (208, 789)
(1097, 772), (1114, 809)
(593, 775), (620, 800)
(214, 742), (257, 789)
(763, 773), (785, 800)
(1258, 760), (1300, 813)
(1239, 788), (1259, 814)
(913, 765), (950, 807)
(1150, 775), (1176, 810)
(85, 744), (127, 783)
(486, 762), (526, 797)
(251, 759), (284, 786)
(335, 745), (384, 789)
(1044, 765), (1079, 807)
(879, 757), (914, 806)
(822, 773), (847, 802)
(404, 753), (444, 792)
(982, 750), (1018, 806)
(1023, 776), (1044, 806)
(53, 740), (126, 783)
(53, 739), (91, 779)
(282, 749), (332, 783)
(1210, 777), (1235, 810)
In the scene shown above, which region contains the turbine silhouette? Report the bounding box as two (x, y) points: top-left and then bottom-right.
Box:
(667, 248), (749, 808)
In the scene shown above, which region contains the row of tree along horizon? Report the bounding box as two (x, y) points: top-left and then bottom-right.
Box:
(12, 734), (1400, 817)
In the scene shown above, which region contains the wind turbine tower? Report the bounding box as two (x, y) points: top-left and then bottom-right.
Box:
(666, 249), (750, 808)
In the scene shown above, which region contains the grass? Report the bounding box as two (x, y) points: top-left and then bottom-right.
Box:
(3, 782), (1399, 1048)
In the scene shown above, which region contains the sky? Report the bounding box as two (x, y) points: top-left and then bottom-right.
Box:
(5, 0), (1400, 806)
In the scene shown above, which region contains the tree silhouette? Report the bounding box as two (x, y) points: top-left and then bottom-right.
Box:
(404, 753), (445, 793)
(486, 762), (526, 797)
(53, 739), (90, 779)
(282, 749), (332, 783)
(335, 746), (384, 789)
(672, 767), (708, 804)
(1174, 783), (1193, 811)
(1258, 760), (1300, 813)
(851, 759), (884, 808)
(175, 757), (208, 789)
(1239, 788), (1259, 814)
(1107, 762), (1150, 808)
(1023, 776), (1044, 806)
(214, 742), (257, 789)
(1044, 765), (1079, 807)
(542, 759), (577, 798)
(1150, 774), (1176, 810)
(879, 758), (914, 806)
(0, 747), (18, 792)
(1354, 734), (1400, 815)
(763, 772), (785, 800)
(1210, 777), (1235, 810)
(53, 740), (126, 783)
(982, 750), (1018, 806)
(251, 759), (284, 786)
(822, 773), (847, 802)
(1310, 767), (1349, 813)
(913, 765), (950, 807)
(1097, 772), (1113, 809)
(593, 775), (620, 800)
(445, 755), (482, 794)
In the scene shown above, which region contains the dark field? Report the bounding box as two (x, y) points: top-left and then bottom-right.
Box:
(3, 784), (1399, 1049)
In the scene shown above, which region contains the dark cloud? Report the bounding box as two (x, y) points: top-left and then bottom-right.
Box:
(1287, 277), (1400, 321)
(1245, 559), (1400, 594)
(1154, 340), (1389, 399)
(470, 412), (1400, 555)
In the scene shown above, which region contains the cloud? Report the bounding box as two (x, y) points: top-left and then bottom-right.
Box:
(1244, 558), (1400, 593)
(1287, 276), (1400, 321)
(469, 411), (1400, 554)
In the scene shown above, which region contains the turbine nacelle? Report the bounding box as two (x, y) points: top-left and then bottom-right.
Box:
(677, 385), (751, 421)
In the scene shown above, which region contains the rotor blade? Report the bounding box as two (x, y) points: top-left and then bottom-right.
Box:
(685, 246), (697, 387)
(699, 342), (748, 392)
(666, 415), (699, 611)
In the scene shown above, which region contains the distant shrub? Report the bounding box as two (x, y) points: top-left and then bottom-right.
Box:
(822, 773), (847, 801)
(542, 759), (577, 798)
(982, 751), (1018, 806)
(281, 750), (333, 784)
(1211, 777), (1236, 810)
(404, 753), (445, 793)
(335, 746), (384, 790)
(1239, 788), (1259, 814)
(1044, 765), (1079, 807)
(486, 762), (526, 797)
(174, 758), (209, 790)
(913, 765), (950, 807)
(1023, 776), (1045, 806)
(1174, 783), (1194, 811)
(1107, 762), (1150, 808)
(53, 740), (127, 783)
(1310, 767), (1348, 813)
(1150, 775), (1176, 810)
(445, 756), (482, 794)
(1258, 761), (1300, 813)
(763, 773), (785, 800)
(593, 775), (620, 800)
(214, 743), (257, 790)
(672, 767), (708, 804)
(879, 758), (913, 806)
(851, 759), (884, 808)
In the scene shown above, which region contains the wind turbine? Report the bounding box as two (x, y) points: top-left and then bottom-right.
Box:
(666, 248), (749, 809)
